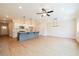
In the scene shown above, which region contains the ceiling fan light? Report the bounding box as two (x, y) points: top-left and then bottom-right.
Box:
(43, 13), (46, 16)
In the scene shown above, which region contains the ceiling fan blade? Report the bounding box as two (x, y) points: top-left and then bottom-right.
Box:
(42, 8), (46, 12)
(47, 14), (50, 16)
(36, 13), (43, 14)
(47, 10), (54, 13)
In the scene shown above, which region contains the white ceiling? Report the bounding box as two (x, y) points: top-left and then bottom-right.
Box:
(0, 3), (79, 20)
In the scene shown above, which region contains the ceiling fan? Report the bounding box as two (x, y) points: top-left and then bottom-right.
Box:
(36, 8), (54, 17)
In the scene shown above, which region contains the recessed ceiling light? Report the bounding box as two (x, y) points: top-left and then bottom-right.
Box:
(18, 6), (22, 9)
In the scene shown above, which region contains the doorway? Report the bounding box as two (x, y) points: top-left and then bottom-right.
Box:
(0, 22), (9, 36)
